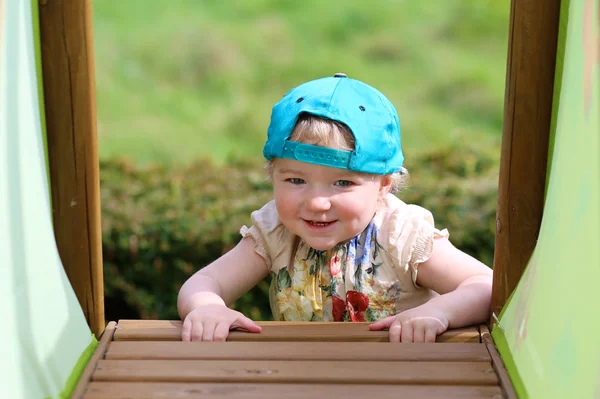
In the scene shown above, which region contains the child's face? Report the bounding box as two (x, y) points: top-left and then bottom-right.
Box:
(272, 158), (390, 251)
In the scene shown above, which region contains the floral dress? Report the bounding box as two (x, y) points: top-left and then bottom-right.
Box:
(240, 194), (449, 322)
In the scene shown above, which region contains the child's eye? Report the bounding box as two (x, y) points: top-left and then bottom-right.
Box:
(287, 178), (305, 185)
(334, 180), (354, 187)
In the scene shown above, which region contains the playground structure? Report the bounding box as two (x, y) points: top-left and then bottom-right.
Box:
(1, 0), (598, 397)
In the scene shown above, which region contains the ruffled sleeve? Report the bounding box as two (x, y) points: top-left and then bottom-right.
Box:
(381, 196), (449, 287)
(240, 200), (296, 274)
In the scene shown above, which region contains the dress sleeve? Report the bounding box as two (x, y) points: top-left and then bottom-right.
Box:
(240, 200), (295, 274)
(386, 203), (449, 287)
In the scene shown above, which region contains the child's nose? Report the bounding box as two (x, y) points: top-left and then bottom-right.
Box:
(305, 193), (332, 212)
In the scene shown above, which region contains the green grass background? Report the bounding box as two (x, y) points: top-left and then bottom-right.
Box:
(93, 1), (510, 166)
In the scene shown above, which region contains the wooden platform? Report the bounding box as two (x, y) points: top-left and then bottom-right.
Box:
(73, 320), (515, 399)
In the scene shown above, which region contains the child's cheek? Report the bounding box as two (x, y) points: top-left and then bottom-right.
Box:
(275, 191), (297, 219)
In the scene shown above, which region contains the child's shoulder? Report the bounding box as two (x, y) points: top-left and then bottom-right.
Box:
(379, 193), (435, 222)
(248, 200), (282, 232)
(241, 200), (296, 267)
(376, 194), (447, 243)
(377, 194), (448, 270)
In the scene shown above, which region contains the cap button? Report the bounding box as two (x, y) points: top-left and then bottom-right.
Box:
(333, 73), (347, 78)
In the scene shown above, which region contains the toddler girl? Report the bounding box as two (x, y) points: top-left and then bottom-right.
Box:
(178, 74), (493, 343)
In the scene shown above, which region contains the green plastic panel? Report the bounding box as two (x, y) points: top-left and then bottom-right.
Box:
(493, 0), (600, 397)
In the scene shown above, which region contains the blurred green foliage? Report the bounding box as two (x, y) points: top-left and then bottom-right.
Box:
(101, 142), (498, 322)
(93, 1), (509, 165)
(94, 2), (508, 321)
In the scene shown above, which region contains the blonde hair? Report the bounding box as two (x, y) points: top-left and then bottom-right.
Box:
(266, 113), (408, 193)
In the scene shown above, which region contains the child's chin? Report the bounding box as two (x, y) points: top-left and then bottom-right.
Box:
(304, 239), (337, 251)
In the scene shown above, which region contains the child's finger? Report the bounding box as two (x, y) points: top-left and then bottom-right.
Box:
(388, 321), (402, 343)
(201, 322), (216, 341)
(181, 317), (192, 342)
(213, 321), (231, 342)
(233, 315), (262, 333)
(424, 328), (437, 343)
(400, 323), (414, 343)
(368, 315), (395, 331)
(190, 322), (203, 342)
(412, 326), (425, 343)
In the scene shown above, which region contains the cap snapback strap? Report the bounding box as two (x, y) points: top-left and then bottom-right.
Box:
(280, 140), (351, 169)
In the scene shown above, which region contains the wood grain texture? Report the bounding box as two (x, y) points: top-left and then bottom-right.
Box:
(105, 341), (491, 362)
(92, 359), (498, 385)
(114, 320), (480, 343)
(481, 326), (518, 399)
(71, 322), (116, 399)
(490, 0), (561, 320)
(74, 322), (510, 397)
(38, 0), (104, 337)
(83, 382), (504, 399)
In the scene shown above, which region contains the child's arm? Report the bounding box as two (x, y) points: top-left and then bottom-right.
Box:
(370, 237), (492, 342)
(177, 236), (269, 341)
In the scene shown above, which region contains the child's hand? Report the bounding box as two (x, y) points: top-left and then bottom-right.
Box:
(368, 305), (449, 343)
(181, 304), (262, 342)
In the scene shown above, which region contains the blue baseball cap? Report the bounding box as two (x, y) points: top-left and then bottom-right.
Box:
(263, 73), (404, 175)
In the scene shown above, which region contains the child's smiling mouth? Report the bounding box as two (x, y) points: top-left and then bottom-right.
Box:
(304, 219), (336, 228)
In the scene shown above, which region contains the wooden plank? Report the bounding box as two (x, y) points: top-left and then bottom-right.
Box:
(490, 0), (561, 319)
(84, 382), (504, 399)
(440, 327), (480, 343)
(39, 0), (104, 337)
(71, 322), (116, 399)
(114, 320), (480, 343)
(93, 359), (498, 385)
(481, 326), (518, 399)
(105, 341), (491, 362)
(116, 320), (326, 329)
(117, 319), (182, 329)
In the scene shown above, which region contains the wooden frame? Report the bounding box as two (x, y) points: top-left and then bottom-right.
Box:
(37, 3), (563, 395)
(38, 0), (104, 337)
(71, 322), (117, 399)
(490, 0), (562, 320)
(481, 325), (518, 399)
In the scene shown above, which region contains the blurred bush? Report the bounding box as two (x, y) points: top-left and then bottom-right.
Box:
(101, 144), (499, 322)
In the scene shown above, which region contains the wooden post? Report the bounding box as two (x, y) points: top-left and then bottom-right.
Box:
(491, 0), (562, 322)
(38, 0), (105, 337)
